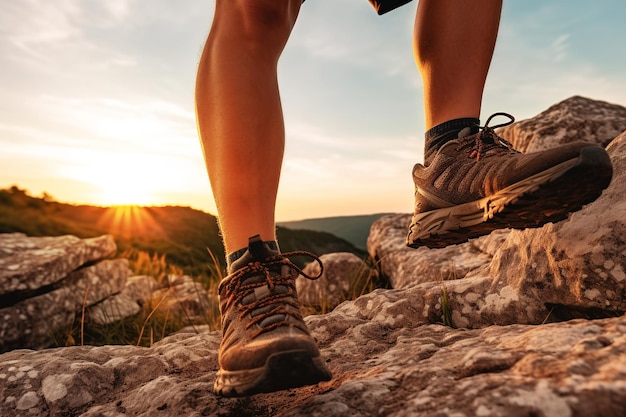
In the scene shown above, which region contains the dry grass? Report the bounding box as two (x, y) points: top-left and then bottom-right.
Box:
(53, 250), (383, 348)
(53, 249), (221, 348)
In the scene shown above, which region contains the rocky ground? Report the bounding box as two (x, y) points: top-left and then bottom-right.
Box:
(1, 309), (625, 416)
(1, 96), (626, 416)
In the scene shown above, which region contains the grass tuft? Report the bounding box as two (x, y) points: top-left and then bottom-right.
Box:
(53, 250), (384, 348)
(439, 260), (457, 328)
(441, 285), (454, 328)
(53, 248), (222, 348)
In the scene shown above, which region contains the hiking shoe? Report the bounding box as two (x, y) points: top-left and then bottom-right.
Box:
(214, 235), (332, 397)
(407, 113), (613, 248)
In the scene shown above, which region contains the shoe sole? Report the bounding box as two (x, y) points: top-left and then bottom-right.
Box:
(407, 146), (613, 249)
(214, 349), (332, 397)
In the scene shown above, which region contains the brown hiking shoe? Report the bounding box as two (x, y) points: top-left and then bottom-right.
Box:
(214, 235), (332, 397)
(407, 113), (613, 248)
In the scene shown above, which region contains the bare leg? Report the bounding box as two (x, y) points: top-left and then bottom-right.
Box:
(414, 0), (503, 129)
(195, 0), (301, 254)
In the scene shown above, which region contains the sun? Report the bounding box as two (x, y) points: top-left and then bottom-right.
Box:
(97, 184), (154, 207)
(61, 150), (174, 208)
(86, 163), (160, 207)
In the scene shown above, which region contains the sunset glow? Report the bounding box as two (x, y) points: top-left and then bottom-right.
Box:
(96, 186), (154, 207)
(1, 1), (626, 220)
(97, 205), (165, 238)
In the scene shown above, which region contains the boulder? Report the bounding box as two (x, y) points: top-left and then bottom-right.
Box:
(368, 215), (509, 290)
(0, 259), (130, 352)
(0, 234), (131, 352)
(297, 252), (379, 310)
(151, 275), (210, 320)
(499, 95), (626, 153)
(87, 275), (158, 325)
(0, 233), (116, 295)
(367, 97), (626, 328)
(483, 130), (626, 324)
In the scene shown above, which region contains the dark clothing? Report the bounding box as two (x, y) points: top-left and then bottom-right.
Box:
(303, 0), (413, 15)
(368, 0), (414, 15)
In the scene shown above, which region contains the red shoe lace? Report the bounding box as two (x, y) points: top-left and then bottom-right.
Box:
(220, 251), (323, 337)
(468, 112), (517, 160)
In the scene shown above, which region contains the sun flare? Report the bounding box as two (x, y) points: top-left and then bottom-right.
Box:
(81, 157), (162, 207)
(96, 204), (165, 238)
(98, 185), (154, 207)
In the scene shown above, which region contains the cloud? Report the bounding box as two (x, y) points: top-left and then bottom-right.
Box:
(32, 95), (199, 158)
(0, 1), (79, 62)
(551, 33), (570, 63)
(483, 3), (626, 119)
(290, 1), (417, 81)
(281, 120), (421, 216)
(0, 1), (134, 78)
(101, 0), (132, 22)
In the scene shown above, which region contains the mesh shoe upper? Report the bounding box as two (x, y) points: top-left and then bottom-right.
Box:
(413, 113), (601, 212)
(407, 113), (613, 248)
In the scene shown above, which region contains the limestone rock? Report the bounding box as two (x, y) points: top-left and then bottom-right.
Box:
(87, 275), (158, 325)
(87, 291), (141, 326)
(368, 214), (509, 290)
(484, 130), (626, 324)
(0, 233), (116, 295)
(151, 275), (210, 320)
(499, 95), (626, 153)
(0, 259), (130, 352)
(121, 274), (158, 306)
(367, 98), (626, 328)
(297, 252), (378, 310)
(0, 307), (625, 416)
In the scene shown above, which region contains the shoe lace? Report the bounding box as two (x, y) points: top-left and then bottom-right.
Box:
(467, 112), (517, 160)
(220, 251), (323, 337)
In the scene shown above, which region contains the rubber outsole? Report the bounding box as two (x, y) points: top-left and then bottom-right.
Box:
(407, 146), (613, 249)
(214, 349), (332, 397)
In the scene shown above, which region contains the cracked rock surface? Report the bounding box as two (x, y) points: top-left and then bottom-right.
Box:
(1, 310), (625, 416)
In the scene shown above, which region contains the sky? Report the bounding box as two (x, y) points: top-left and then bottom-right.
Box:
(1, 0), (625, 221)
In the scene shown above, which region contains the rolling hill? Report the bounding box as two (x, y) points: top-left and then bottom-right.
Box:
(0, 186), (367, 281)
(278, 213), (393, 250)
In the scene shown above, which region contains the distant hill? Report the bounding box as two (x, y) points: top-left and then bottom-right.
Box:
(278, 213), (393, 250)
(0, 186), (366, 281)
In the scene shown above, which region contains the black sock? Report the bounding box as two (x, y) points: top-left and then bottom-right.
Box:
(424, 117), (480, 165)
(226, 239), (280, 271)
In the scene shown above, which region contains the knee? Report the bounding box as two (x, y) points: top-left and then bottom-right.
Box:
(215, 0), (300, 42)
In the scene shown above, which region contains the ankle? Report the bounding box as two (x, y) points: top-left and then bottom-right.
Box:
(226, 235), (280, 273)
(424, 117), (480, 165)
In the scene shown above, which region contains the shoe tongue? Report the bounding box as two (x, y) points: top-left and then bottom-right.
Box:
(228, 235), (280, 274)
(248, 235), (275, 260)
(233, 236), (289, 310)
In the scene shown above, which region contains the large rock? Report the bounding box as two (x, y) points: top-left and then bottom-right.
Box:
(367, 97), (626, 328)
(0, 259), (130, 352)
(0, 234), (116, 295)
(368, 215), (510, 290)
(499, 95), (626, 153)
(0, 234), (131, 352)
(151, 275), (211, 320)
(86, 275), (158, 325)
(297, 252), (379, 310)
(483, 130), (626, 324)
